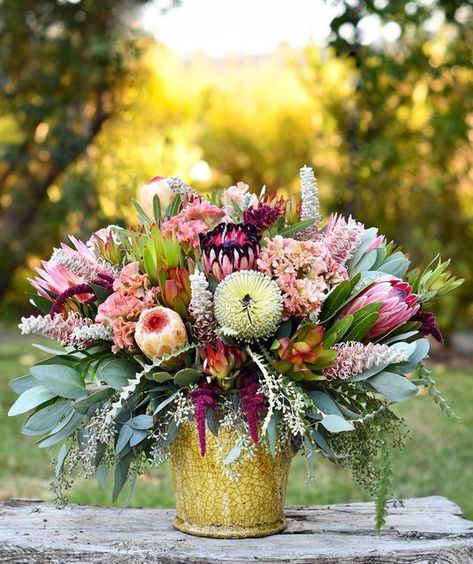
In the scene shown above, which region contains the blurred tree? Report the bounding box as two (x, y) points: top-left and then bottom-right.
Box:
(307, 0), (473, 327)
(0, 0), (179, 302)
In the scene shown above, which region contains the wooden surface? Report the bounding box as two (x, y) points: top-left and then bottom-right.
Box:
(1, 496), (473, 563)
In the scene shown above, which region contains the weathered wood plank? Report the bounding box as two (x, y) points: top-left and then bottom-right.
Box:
(1, 496), (472, 563)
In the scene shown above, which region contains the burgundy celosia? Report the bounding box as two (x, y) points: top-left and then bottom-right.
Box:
(412, 307), (444, 343)
(189, 383), (219, 456)
(340, 276), (419, 340)
(239, 373), (266, 445)
(243, 203), (282, 233)
(200, 223), (259, 281)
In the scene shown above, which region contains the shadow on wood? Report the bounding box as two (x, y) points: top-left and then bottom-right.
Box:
(1, 496), (472, 563)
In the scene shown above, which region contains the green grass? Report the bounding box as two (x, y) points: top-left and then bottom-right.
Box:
(1, 334), (472, 517)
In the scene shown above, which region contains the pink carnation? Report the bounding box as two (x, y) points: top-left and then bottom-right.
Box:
(257, 235), (348, 318)
(161, 199), (224, 248)
(96, 262), (159, 352)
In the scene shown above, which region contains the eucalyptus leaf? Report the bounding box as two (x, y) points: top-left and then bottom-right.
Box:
(165, 420), (180, 445)
(128, 414), (154, 430)
(55, 442), (69, 477)
(96, 463), (107, 489)
(10, 374), (38, 394)
(224, 444), (242, 465)
(98, 359), (138, 390)
(129, 429), (148, 447)
(112, 452), (133, 502)
(206, 407), (219, 437)
(73, 388), (114, 414)
(31, 365), (86, 399)
(38, 411), (85, 448)
(8, 386), (57, 416)
(320, 414), (354, 433)
(267, 412), (278, 457)
(174, 368), (202, 387)
(308, 391), (343, 417)
(116, 424), (133, 455)
(154, 391), (179, 415)
(22, 399), (71, 436)
(369, 371), (418, 402)
(312, 429), (337, 457)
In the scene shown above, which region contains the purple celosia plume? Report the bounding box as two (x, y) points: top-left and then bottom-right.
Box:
(341, 276), (420, 340)
(239, 373), (266, 444)
(243, 202), (282, 233)
(323, 341), (409, 380)
(412, 307), (444, 343)
(200, 223), (260, 281)
(189, 383), (219, 456)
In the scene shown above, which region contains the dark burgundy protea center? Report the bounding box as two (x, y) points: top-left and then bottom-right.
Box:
(200, 223), (260, 281)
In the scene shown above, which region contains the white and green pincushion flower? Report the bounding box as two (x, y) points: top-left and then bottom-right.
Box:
(214, 270), (283, 341)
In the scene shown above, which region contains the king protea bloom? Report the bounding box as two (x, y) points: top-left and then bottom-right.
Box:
(134, 306), (188, 364)
(341, 276), (420, 340)
(200, 223), (259, 282)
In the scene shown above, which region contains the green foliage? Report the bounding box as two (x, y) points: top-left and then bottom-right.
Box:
(416, 361), (458, 419)
(375, 438), (393, 534)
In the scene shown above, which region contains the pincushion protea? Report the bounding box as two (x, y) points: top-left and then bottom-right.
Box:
(213, 270), (283, 342)
(135, 306), (188, 365)
(200, 223), (259, 282)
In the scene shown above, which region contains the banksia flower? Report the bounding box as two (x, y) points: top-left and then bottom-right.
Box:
(189, 382), (219, 456)
(134, 307), (188, 365)
(239, 373), (266, 444)
(200, 223), (260, 282)
(341, 276), (420, 340)
(189, 270), (217, 343)
(199, 339), (246, 389)
(298, 165), (321, 239)
(214, 270), (283, 342)
(323, 342), (409, 380)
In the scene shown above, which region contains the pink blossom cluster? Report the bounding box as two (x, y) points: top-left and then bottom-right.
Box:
(161, 198), (224, 248)
(96, 262), (159, 353)
(257, 235), (348, 318)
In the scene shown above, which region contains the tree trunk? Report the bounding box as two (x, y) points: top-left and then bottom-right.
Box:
(0, 90), (110, 302)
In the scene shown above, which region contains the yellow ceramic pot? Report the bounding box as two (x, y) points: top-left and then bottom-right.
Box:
(169, 421), (293, 538)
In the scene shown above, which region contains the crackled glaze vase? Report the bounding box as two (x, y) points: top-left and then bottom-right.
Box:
(169, 422), (293, 538)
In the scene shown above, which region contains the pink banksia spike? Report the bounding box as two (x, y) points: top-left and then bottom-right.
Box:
(189, 383), (219, 456)
(239, 373), (266, 445)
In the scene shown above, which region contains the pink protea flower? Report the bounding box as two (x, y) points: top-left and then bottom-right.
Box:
(189, 382), (219, 456)
(30, 261), (88, 301)
(198, 339), (246, 389)
(340, 276), (420, 340)
(239, 373), (266, 444)
(134, 306), (188, 362)
(200, 223), (260, 281)
(161, 198), (224, 248)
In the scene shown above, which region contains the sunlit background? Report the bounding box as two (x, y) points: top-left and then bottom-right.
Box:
(1, 0), (472, 515)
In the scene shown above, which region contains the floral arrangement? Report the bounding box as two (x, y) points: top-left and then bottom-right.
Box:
(9, 169), (462, 530)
